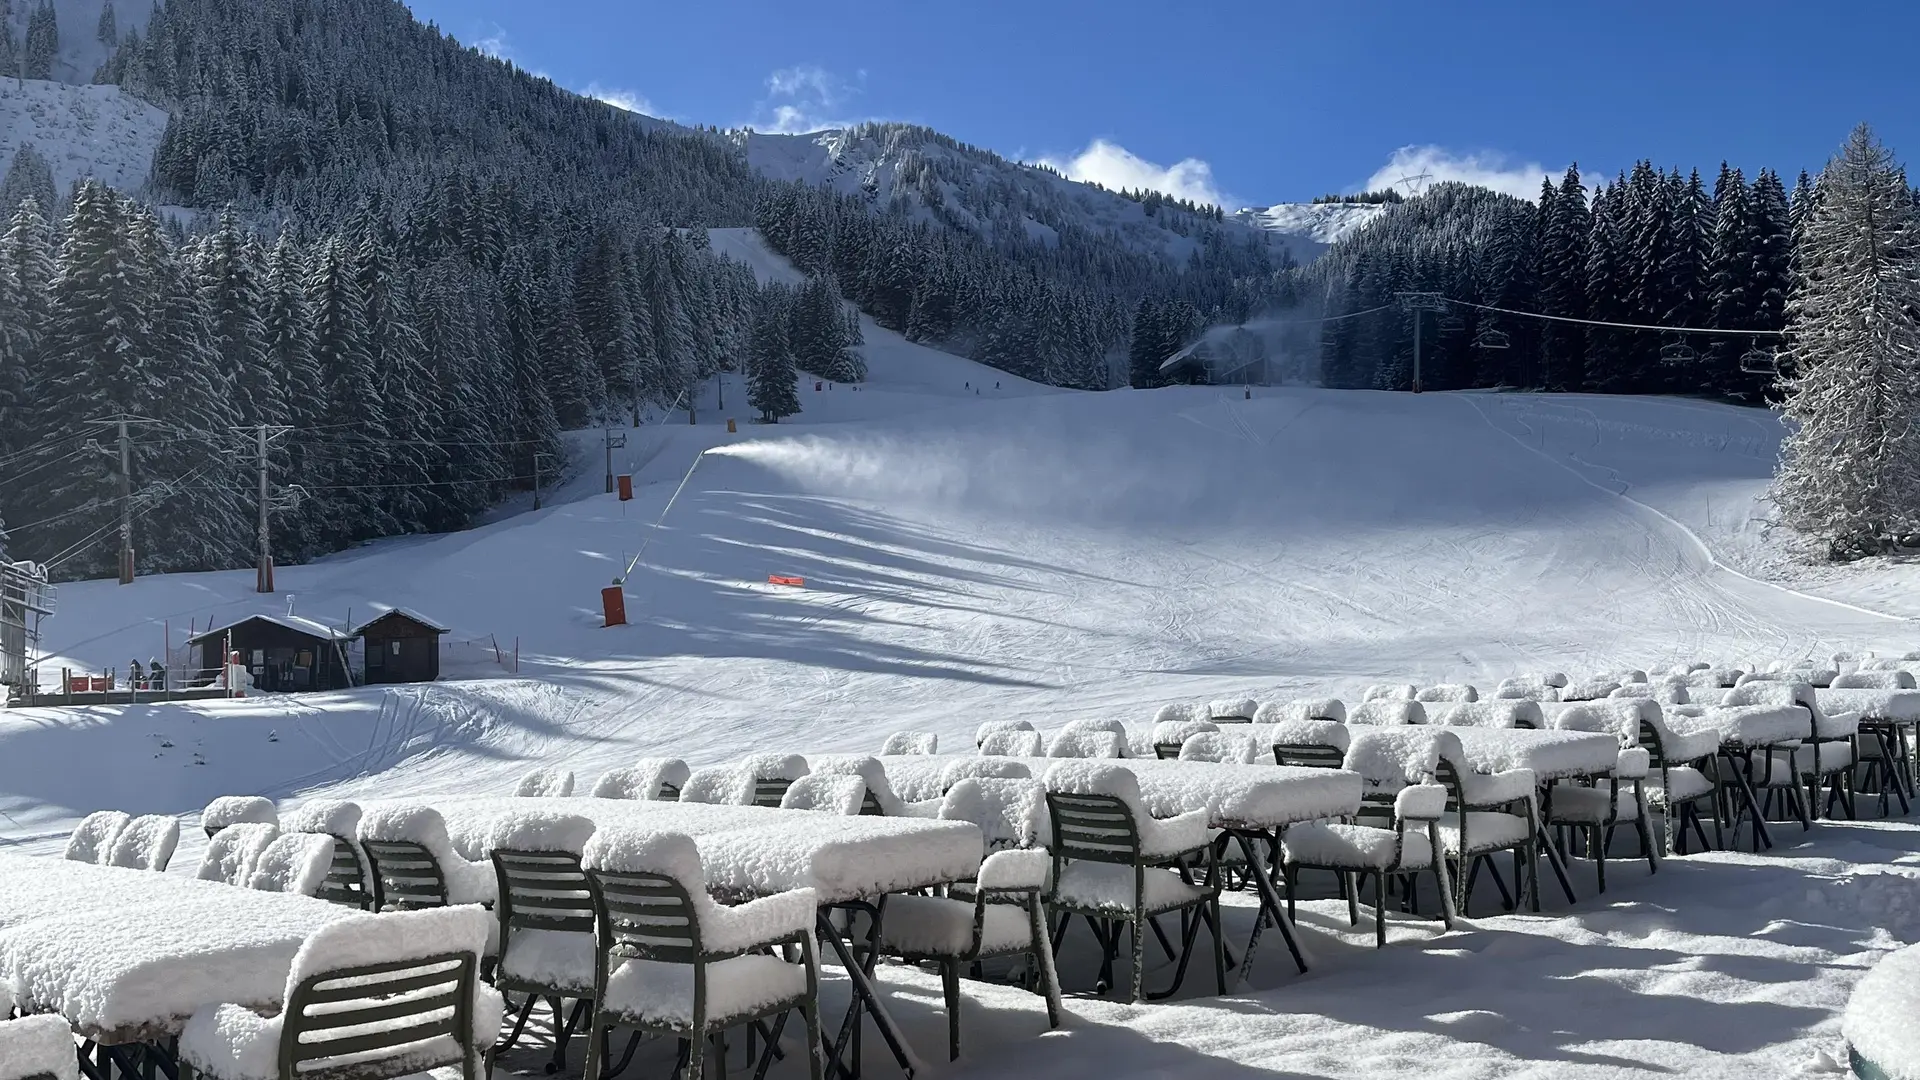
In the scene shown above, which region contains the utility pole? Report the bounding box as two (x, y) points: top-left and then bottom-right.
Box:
(603, 428), (627, 493)
(247, 424), (294, 593)
(87, 415), (161, 585)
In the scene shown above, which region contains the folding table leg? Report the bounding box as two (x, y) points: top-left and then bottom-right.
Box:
(1233, 831), (1308, 982)
(816, 909), (922, 1080)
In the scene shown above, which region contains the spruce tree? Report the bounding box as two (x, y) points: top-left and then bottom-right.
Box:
(22, 0), (54, 80)
(305, 237), (392, 546)
(746, 304), (800, 423)
(1748, 169), (1795, 384)
(261, 233), (321, 563)
(0, 0), (17, 79)
(0, 146), (59, 222)
(1703, 166), (1759, 395)
(1539, 165), (1590, 390)
(198, 208), (275, 427)
(1771, 125), (1920, 558)
(96, 0), (114, 44)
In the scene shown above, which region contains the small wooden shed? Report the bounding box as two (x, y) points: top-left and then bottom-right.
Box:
(189, 615), (351, 693)
(350, 608), (448, 685)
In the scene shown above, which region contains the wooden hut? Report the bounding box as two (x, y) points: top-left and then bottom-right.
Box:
(188, 615), (351, 693)
(350, 608), (448, 685)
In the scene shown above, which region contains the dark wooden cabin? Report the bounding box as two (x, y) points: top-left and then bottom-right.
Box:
(351, 608), (448, 685)
(189, 615), (351, 693)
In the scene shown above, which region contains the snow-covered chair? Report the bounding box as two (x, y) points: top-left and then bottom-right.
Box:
(1686, 667), (1745, 690)
(780, 775), (866, 815)
(1041, 761), (1223, 1003)
(1151, 702), (1208, 726)
(1264, 718), (1350, 769)
(1627, 713), (1724, 854)
(1416, 684), (1478, 704)
(1538, 708), (1658, 892)
(808, 756), (912, 816)
(879, 731), (939, 756)
(1149, 718), (1219, 759)
(975, 718), (1036, 747)
(178, 906), (502, 1080)
(1559, 678), (1622, 702)
(741, 753), (810, 807)
(579, 830), (821, 1080)
(937, 758), (1032, 791)
(247, 834), (335, 896)
(1493, 677), (1560, 703)
(979, 729), (1045, 757)
(676, 767), (756, 806)
(1363, 684), (1417, 702)
(1612, 682), (1688, 706)
(878, 778), (1061, 1059)
(0, 1013), (79, 1080)
(590, 758), (692, 801)
(1206, 698), (1259, 724)
(1727, 683), (1861, 822)
(201, 796), (277, 838)
(1428, 700), (1544, 730)
(196, 822), (281, 886)
(1834, 670), (1918, 691)
(357, 805), (496, 912)
(280, 800), (368, 909)
(107, 815), (180, 871)
(64, 810), (131, 864)
(514, 767), (575, 798)
(1175, 731), (1259, 764)
(1281, 778), (1453, 948)
(1348, 700), (1426, 727)
(486, 811), (598, 1075)
(1045, 728), (1125, 759)
(1253, 698), (1346, 724)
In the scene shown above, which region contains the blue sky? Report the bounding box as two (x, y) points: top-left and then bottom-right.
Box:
(406, 0), (1920, 208)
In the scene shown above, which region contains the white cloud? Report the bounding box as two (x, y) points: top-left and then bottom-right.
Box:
(1363, 145), (1552, 201)
(749, 65), (873, 135)
(581, 82), (656, 117)
(1038, 139), (1226, 207)
(472, 24), (512, 61)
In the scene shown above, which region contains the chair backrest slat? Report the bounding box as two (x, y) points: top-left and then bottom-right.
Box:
(283, 952), (474, 1080)
(493, 849), (595, 935)
(588, 869), (704, 964)
(314, 834), (368, 908)
(1273, 743), (1348, 769)
(1045, 791), (1140, 864)
(362, 839), (450, 910)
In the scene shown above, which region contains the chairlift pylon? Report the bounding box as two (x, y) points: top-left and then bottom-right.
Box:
(1659, 336), (1698, 364)
(1739, 346), (1780, 376)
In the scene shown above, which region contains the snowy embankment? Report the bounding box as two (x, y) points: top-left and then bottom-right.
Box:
(0, 78), (168, 195)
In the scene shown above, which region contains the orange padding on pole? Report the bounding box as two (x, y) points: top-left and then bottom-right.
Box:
(768, 575), (805, 587)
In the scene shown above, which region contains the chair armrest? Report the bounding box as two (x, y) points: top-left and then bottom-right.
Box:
(1394, 783), (1449, 821)
(1614, 747), (1650, 780)
(977, 848), (1050, 891)
(1461, 768), (1537, 806)
(1140, 808), (1212, 858)
(704, 887), (819, 954)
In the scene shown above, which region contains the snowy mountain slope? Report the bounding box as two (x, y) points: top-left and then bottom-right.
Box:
(4, 0), (152, 85)
(1232, 201), (1388, 250)
(0, 78), (167, 196)
(736, 123), (1299, 264)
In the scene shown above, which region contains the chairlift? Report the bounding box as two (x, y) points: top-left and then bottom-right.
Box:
(1659, 336), (1698, 364)
(1739, 346), (1781, 376)
(1475, 328), (1511, 350)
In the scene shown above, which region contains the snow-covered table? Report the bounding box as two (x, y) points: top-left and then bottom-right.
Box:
(868, 755), (1363, 831)
(1818, 689), (1920, 808)
(0, 853), (351, 1042)
(1666, 708), (1816, 853)
(1434, 727), (1620, 781)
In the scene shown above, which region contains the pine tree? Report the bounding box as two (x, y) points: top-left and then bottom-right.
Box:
(305, 237), (392, 546)
(0, 0), (17, 79)
(198, 208), (275, 426)
(96, 0), (115, 44)
(0, 196), (53, 443)
(747, 303), (800, 423)
(261, 233), (321, 563)
(1703, 166), (1760, 396)
(1771, 125), (1920, 559)
(1748, 169), (1795, 383)
(22, 0), (54, 80)
(0, 145), (59, 222)
(1539, 165), (1590, 390)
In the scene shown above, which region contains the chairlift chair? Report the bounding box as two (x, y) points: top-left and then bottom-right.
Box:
(1474, 328), (1511, 350)
(1659, 337), (1698, 364)
(1739, 346), (1780, 376)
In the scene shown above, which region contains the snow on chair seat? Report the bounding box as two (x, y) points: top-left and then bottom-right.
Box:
(514, 767), (575, 798)
(0, 1013), (81, 1080)
(1046, 728), (1125, 759)
(248, 834), (337, 896)
(879, 731), (939, 755)
(975, 718), (1036, 747)
(357, 805), (496, 910)
(577, 829), (821, 1080)
(177, 905), (501, 1080)
(201, 796), (277, 838)
(280, 800), (368, 909)
(64, 810), (131, 865)
(1253, 698), (1347, 724)
(107, 815), (180, 871)
(1416, 684), (1478, 703)
(1494, 677), (1560, 703)
(1151, 702), (1208, 726)
(1149, 718), (1219, 759)
(1348, 700), (1426, 727)
(196, 822), (282, 886)
(936, 758), (1032, 791)
(740, 753), (810, 806)
(592, 758), (690, 801)
(1430, 700), (1544, 729)
(1363, 684), (1417, 702)
(979, 729), (1045, 757)
(780, 775), (866, 815)
(676, 767), (756, 805)
(1175, 731), (1259, 764)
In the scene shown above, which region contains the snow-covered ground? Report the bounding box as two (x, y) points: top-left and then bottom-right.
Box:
(1232, 200), (1389, 250)
(7, 233), (1920, 1080)
(0, 78), (168, 196)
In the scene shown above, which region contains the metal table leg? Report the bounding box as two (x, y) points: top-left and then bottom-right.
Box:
(1231, 829), (1309, 984)
(1719, 749), (1773, 852)
(817, 906), (922, 1080)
